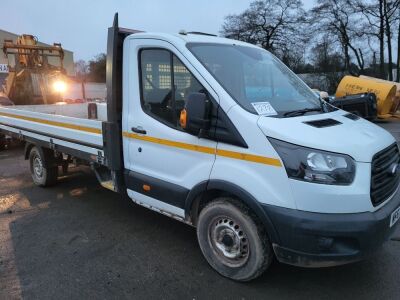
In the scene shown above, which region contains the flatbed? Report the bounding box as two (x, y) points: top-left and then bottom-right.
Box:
(0, 104), (106, 164)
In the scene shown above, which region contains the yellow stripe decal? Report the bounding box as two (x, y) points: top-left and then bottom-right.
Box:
(123, 132), (282, 167)
(0, 111), (102, 134)
(216, 148), (282, 166)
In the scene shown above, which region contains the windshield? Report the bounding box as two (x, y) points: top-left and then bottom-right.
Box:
(187, 43), (321, 117)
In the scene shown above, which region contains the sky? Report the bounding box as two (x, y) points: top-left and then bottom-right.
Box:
(0, 0), (315, 61)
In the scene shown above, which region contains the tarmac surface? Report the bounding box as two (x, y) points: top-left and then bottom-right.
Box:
(1, 120), (400, 299)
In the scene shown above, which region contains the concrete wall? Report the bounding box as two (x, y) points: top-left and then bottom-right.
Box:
(65, 82), (106, 101)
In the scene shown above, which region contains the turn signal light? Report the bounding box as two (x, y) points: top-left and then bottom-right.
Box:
(180, 109), (187, 128)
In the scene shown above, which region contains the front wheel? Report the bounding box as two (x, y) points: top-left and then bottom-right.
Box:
(197, 198), (273, 281)
(29, 146), (58, 187)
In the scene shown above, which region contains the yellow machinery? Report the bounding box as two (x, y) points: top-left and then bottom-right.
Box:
(336, 75), (398, 118)
(2, 34), (67, 105)
(360, 75), (400, 113)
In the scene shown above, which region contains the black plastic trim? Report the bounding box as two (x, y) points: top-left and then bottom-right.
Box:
(102, 122), (122, 168)
(370, 143), (400, 206)
(264, 191), (400, 267)
(343, 113), (360, 121)
(125, 170), (189, 209)
(209, 105), (248, 148)
(105, 16), (125, 171)
(105, 14), (141, 192)
(303, 118), (342, 128)
(187, 180), (280, 243)
(184, 180), (209, 220)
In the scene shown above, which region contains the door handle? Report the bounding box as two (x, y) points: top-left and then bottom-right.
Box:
(131, 126), (147, 135)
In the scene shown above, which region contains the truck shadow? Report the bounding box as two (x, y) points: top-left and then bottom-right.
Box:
(4, 165), (400, 299)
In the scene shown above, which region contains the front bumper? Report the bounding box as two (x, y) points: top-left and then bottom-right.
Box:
(263, 190), (400, 268)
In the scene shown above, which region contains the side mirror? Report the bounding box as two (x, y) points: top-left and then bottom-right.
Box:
(180, 92), (210, 136)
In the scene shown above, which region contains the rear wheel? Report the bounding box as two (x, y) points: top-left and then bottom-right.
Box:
(29, 147), (58, 187)
(0, 135), (6, 150)
(197, 198), (273, 281)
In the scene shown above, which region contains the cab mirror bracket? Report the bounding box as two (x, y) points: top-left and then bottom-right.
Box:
(180, 92), (211, 137)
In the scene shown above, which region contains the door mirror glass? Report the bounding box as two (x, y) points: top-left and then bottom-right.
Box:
(180, 92), (210, 136)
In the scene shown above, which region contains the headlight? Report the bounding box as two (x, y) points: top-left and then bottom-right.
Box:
(53, 80), (67, 93)
(269, 138), (355, 185)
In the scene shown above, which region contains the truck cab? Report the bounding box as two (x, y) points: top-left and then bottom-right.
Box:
(116, 24), (400, 279)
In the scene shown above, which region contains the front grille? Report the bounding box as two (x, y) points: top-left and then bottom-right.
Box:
(371, 143), (400, 206)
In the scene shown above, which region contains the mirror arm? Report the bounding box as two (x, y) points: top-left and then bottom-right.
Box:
(197, 119), (211, 138)
(197, 99), (211, 138)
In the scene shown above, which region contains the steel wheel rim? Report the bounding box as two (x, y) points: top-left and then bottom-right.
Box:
(208, 216), (249, 268)
(33, 154), (44, 179)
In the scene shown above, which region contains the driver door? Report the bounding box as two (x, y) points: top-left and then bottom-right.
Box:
(123, 38), (218, 218)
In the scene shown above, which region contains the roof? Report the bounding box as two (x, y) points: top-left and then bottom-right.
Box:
(126, 32), (259, 49)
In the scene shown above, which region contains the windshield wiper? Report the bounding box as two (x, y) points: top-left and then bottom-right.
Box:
(283, 107), (322, 118)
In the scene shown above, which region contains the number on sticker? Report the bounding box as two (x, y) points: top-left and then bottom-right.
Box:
(251, 102), (277, 116)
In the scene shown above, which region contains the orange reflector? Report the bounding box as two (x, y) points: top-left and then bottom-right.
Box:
(143, 184), (151, 191)
(180, 109), (187, 128)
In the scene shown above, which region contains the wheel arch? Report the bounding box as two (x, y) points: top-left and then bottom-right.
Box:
(25, 143), (56, 168)
(185, 179), (281, 244)
(24, 142), (35, 160)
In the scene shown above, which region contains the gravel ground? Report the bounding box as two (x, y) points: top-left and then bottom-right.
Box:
(1, 121), (400, 299)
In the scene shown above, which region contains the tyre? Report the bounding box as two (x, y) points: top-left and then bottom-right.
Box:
(29, 147), (58, 187)
(197, 198), (273, 281)
(0, 135), (6, 150)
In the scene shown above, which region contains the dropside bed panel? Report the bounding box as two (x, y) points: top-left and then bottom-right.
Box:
(0, 106), (106, 164)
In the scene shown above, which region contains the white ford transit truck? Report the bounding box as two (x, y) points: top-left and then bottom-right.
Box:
(0, 15), (399, 281)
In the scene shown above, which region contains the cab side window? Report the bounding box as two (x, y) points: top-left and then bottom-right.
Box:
(140, 49), (174, 126)
(140, 49), (206, 129)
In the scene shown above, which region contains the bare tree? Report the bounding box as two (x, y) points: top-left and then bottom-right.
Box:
(219, 0), (400, 87)
(354, 0), (400, 80)
(311, 36), (345, 72)
(74, 54), (107, 83)
(397, 9), (400, 81)
(352, 0), (384, 77)
(311, 0), (366, 76)
(310, 36), (346, 93)
(383, 0), (399, 80)
(220, 0), (307, 64)
(74, 60), (89, 81)
(87, 54), (106, 83)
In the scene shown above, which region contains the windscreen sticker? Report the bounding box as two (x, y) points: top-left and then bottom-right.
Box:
(251, 102), (278, 116)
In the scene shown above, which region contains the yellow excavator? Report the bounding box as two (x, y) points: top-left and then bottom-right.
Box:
(2, 34), (68, 105)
